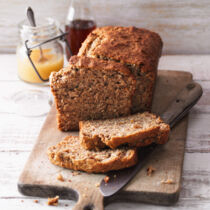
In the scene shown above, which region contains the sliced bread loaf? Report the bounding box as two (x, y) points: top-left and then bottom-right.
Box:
(79, 112), (170, 150)
(78, 26), (163, 113)
(50, 55), (136, 131)
(47, 136), (138, 173)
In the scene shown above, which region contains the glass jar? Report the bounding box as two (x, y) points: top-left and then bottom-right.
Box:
(16, 18), (64, 83)
(65, 0), (96, 59)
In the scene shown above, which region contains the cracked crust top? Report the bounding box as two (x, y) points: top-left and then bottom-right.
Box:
(78, 26), (163, 67)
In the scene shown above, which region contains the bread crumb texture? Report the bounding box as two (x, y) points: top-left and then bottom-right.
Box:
(161, 179), (175, 184)
(104, 176), (110, 183)
(147, 166), (156, 176)
(57, 173), (64, 182)
(95, 183), (100, 187)
(47, 196), (59, 206)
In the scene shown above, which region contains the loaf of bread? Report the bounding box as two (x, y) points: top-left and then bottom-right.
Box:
(50, 56), (136, 131)
(79, 112), (170, 150)
(47, 136), (138, 173)
(78, 26), (163, 113)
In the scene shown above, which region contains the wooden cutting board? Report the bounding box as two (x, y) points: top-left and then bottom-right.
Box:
(18, 70), (192, 209)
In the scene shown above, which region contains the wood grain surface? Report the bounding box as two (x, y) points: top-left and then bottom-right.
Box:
(17, 70), (192, 209)
(1, 54), (210, 210)
(1, 0), (210, 54)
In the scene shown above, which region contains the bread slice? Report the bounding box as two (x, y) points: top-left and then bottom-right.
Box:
(79, 112), (170, 150)
(47, 136), (138, 173)
(50, 55), (136, 131)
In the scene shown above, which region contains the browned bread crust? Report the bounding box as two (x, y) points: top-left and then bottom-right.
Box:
(69, 55), (133, 76)
(78, 26), (162, 66)
(78, 26), (163, 113)
(47, 136), (138, 173)
(50, 56), (136, 131)
(79, 112), (170, 150)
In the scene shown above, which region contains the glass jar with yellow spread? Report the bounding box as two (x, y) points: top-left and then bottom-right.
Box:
(16, 18), (64, 83)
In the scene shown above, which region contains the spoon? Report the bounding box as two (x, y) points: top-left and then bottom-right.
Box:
(26, 7), (47, 63)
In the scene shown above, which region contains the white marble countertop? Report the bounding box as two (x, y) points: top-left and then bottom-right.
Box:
(1, 54), (210, 210)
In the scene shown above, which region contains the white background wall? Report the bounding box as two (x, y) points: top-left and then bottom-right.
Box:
(0, 0), (210, 54)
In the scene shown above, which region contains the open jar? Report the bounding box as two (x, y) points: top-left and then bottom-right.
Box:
(17, 18), (64, 83)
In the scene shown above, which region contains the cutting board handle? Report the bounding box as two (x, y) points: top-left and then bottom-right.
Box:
(73, 186), (104, 210)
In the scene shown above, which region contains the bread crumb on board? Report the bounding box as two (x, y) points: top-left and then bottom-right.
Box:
(95, 183), (100, 187)
(104, 176), (110, 183)
(161, 179), (175, 184)
(34, 200), (39, 203)
(147, 166), (156, 176)
(47, 196), (59, 206)
(57, 173), (65, 182)
(72, 171), (81, 176)
(82, 193), (88, 198)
